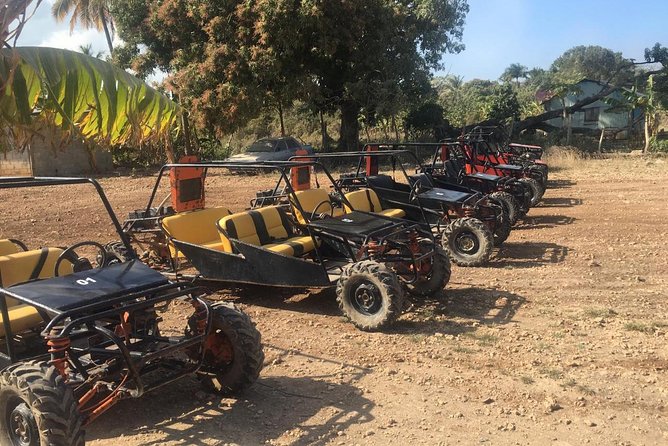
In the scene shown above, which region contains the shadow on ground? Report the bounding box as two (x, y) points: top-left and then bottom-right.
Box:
(515, 214), (576, 230)
(88, 355), (373, 445)
(202, 282), (341, 317)
(491, 241), (569, 268)
(392, 287), (525, 335)
(536, 197), (583, 208)
(546, 179), (577, 189)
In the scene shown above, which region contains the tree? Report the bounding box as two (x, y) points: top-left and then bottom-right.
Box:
(79, 43), (104, 58)
(500, 63), (528, 88)
(550, 45), (634, 85)
(111, 0), (470, 150)
(485, 84), (520, 123)
(404, 102), (453, 141)
(51, 0), (115, 54)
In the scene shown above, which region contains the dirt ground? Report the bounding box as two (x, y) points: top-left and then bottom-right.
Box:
(1, 154), (667, 445)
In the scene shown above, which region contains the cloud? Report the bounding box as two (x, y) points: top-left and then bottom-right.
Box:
(16, 2), (110, 56)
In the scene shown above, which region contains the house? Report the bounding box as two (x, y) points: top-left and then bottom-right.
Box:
(542, 79), (644, 136)
(0, 125), (112, 176)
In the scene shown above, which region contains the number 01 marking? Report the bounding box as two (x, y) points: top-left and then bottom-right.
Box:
(76, 277), (97, 286)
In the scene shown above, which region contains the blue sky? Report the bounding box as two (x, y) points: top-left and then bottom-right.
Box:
(16, 0), (668, 82)
(437, 0), (668, 80)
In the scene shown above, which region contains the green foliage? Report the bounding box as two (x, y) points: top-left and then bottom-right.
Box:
(0, 47), (181, 151)
(500, 63), (527, 86)
(550, 45), (634, 85)
(404, 102), (452, 141)
(111, 0), (470, 150)
(485, 84), (520, 122)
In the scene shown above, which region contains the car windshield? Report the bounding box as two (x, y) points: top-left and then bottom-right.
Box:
(247, 139), (278, 153)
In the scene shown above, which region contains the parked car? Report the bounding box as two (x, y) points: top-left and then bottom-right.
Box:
(226, 137), (314, 163)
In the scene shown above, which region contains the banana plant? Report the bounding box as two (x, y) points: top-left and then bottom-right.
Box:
(0, 46), (181, 151)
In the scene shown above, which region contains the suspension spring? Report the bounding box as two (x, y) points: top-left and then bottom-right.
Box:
(47, 329), (71, 380)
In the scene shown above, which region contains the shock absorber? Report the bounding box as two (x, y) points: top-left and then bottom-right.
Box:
(47, 328), (71, 380)
(366, 240), (386, 260)
(191, 301), (208, 335)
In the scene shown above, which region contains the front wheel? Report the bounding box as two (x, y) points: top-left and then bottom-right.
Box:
(0, 361), (84, 446)
(441, 217), (493, 267)
(519, 177), (545, 206)
(489, 191), (519, 225)
(337, 260), (404, 331)
(196, 302), (264, 395)
(405, 241), (451, 297)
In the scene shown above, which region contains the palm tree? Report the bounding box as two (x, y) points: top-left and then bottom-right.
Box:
(501, 63), (528, 88)
(51, 0), (114, 54)
(79, 43), (104, 58)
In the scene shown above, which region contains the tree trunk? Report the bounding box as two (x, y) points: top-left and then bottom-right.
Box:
(644, 112), (651, 153)
(566, 113), (572, 145)
(181, 112), (192, 156)
(101, 15), (114, 55)
(392, 114), (400, 141)
(598, 127), (605, 153)
(277, 101), (285, 137)
(319, 110), (327, 151)
(338, 100), (360, 151)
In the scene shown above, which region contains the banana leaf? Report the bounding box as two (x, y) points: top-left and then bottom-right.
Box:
(0, 46), (181, 149)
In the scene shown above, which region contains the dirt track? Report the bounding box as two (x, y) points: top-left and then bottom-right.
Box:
(1, 155), (667, 445)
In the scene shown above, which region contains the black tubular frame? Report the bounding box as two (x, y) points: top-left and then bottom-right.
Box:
(0, 177), (136, 258)
(139, 160), (435, 285)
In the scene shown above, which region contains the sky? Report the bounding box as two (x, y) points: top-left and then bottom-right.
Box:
(15, 0), (668, 82)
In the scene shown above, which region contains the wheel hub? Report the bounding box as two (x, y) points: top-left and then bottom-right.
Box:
(352, 283), (382, 315)
(455, 232), (478, 254)
(9, 403), (35, 446)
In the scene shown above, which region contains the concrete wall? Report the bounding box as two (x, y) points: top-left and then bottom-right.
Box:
(0, 149), (32, 176)
(0, 127), (113, 176)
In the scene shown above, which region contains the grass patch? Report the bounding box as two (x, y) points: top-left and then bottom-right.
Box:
(453, 345), (475, 354)
(552, 331), (565, 339)
(520, 376), (534, 385)
(560, 378), (577, 389)
(583, 308), (617, 318)
(408, 334), (426, 343)
(624, 321), (667, 334)
(463, 332), (499, 346)
(577, 384), (596, 396)
(540, 367), (564, 380)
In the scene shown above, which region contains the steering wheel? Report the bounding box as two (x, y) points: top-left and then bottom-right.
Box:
(309, 200), (335, 220)
(55, 241), (108, 277)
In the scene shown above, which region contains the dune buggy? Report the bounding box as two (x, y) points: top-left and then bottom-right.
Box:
(290, 150), (510, 267)
(420, 142), (533, 224)
(123, 160), (450, 331)
(464, 126), (548, 181)
(0, 177), (263, 446)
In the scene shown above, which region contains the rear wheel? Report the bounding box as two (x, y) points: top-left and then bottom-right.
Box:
(489, 191), (519, 225)
(337, 260), (404, 331)
(405, 241), (451, 297)
(0, 361), (84, 446)
(441, 217), (493, 267)
(519, 177), (544, 206)
(196, 302), (264, 395)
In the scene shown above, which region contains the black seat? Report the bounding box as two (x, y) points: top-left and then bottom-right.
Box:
(366, 175), (396, 190)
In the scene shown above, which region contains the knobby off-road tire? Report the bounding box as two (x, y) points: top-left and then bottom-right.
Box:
(491, 209), (512, 247)
(336, 260), (404, 331)
(406, 241), (451, 298)
(489, 191), (519, 225)
(0, 360), (84, 446)
(197, 302), (264, 395)
(441, 217), (493, 267)
(519, 177), (545, 206)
